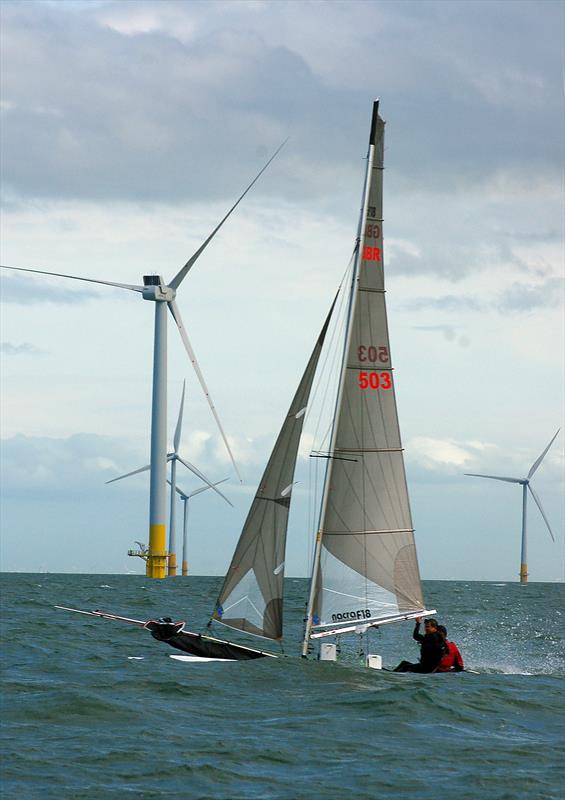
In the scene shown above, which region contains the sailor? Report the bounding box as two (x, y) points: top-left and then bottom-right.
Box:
(146, 617), (185, 642)
(435, 625), (464, 672)
(393, 617), (446, 673)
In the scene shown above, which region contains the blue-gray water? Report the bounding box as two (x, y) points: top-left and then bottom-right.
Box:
(1, 575), (563, 799)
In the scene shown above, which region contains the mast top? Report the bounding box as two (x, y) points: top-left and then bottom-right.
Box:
(369, 99), (380, 147)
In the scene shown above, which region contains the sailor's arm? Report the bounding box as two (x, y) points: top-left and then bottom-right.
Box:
(413, 617), (424, 643)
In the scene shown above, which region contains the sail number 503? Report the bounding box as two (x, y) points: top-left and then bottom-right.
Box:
(358, 371), (392, 390)
(358, 345), (388, 363)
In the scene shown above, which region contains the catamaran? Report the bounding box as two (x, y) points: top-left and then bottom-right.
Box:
(58, 101), (436, 667)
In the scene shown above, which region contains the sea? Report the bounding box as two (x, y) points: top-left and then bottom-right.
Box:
(1, 574), (563, 800)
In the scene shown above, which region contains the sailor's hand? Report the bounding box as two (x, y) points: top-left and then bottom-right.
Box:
(415, 617), (422, 624)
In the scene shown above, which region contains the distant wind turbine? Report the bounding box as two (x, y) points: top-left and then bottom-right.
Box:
(465, 430), (559, 583)
(106, 380), (232, 575)
(169, 478), (230, 576)
(1, 142), (284, 578)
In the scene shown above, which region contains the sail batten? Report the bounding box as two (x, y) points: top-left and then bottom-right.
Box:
(322, 529), (415, 535)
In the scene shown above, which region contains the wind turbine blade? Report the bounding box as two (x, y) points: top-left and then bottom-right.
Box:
(188, 477), (229, 499)
(527, 429), (560, 479)
(173, 380), (186, 454)
(168, 140), (287, 290)
(1, 265), (145, 293)
(106, 464), (150, 484)
(528, 485), (555, 542)
(168, 476), (229, 500)
(168, 299), (242, 482)
(464, 473), (522, 484)
(167, 478), (188, 500)
(176, 455), (233, 507)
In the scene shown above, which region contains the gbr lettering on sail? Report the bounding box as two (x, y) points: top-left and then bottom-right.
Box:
(358, 221), (392, 392)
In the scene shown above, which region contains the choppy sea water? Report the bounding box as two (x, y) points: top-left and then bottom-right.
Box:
(1, 574), (563, 800)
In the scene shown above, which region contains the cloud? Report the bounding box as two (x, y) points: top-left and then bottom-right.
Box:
(406, 294), (483, 312)
(0, 340), (45, 355)
(496, 277), (563, 313)
(1, 2), (324, 204)
(409, 436), (475, 469)
(404, 276), (562, 316)
(412, 325), (470, 347)
(1, 0), (562, 208)
(405, 434), (563, 486)
(0, 271), (99, 304)
(0, 433), (139, 490)
(0, 430), (279, 509)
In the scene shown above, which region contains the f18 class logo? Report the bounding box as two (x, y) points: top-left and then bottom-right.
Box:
(332, 609), (372, 622)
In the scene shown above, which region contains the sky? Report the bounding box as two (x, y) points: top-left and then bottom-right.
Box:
(0, 0), (563, 582)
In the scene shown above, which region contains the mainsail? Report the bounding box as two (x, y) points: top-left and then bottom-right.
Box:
(210, 302), (335, 640)
(303, 102), (426, 649)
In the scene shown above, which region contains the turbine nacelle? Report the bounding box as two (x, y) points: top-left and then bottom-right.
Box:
(142, 276), (175, 302)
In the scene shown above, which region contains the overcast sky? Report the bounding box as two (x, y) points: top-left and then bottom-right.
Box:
(1, 0), (563, 582)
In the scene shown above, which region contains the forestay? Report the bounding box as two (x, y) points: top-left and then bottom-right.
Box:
(310, 103), (425, 635)
(211, 303), (335, 640)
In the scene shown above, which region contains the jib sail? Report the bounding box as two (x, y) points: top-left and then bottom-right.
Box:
(210, 301), (335, 640)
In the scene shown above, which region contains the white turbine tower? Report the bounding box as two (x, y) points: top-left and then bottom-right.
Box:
(169, 478), (229, 576)
(1, 144), (284, 578)
(106, 380), (232, 575)
(465, 430), (559, 583)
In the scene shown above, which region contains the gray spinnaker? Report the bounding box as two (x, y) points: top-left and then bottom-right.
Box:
(211, 300), (336, 640)
(311, 105), (425, 633)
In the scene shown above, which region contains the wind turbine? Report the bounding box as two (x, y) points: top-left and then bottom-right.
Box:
(465, 430), (559, 583)
(106, 380), (232, 575)
(1, 143), (284, 578)
(169, 478), (229, 576)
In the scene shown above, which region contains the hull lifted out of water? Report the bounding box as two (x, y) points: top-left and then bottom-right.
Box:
(55, 607), (274, 660)
(146, 620), (275, 660)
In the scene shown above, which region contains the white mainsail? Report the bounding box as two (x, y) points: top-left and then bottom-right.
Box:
(303, 102), (427, 651)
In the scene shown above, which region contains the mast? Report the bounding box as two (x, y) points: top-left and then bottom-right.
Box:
(302, 100), (379, 656)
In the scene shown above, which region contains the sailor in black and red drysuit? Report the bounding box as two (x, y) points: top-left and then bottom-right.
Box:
(393, 618), (446, 673)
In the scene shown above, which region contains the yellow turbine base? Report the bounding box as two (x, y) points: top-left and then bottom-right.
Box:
(168, 552), (177, 577)
(182, 560), (188, 576)
(520, 563), (528, 584)
(146, 524), (167, 579)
